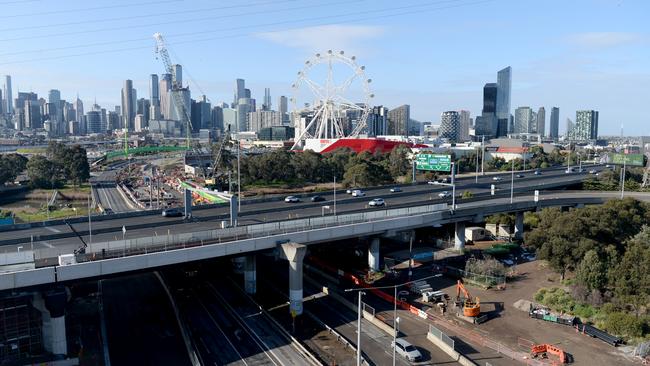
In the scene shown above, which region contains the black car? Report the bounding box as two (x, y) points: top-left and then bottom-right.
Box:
(162, 208), (183, 217)
(311, 195), (326, 202)
(102, 208), (114, 215)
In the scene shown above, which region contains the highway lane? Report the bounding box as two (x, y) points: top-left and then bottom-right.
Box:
(92, 168), (139, 213)
(0, 165), (601, 244)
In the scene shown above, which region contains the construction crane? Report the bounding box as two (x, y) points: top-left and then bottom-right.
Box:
(153, 32), (192, 149)
(455, 280), (480, 317)
(205, 127), (231, 186)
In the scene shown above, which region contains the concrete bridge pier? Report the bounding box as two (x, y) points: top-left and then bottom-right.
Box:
(244, 254), (256, 295)
(454, 222), (466, 251)
(280, 243), (307, 317)
(33, 288), (68, 356)
(368, 237), (380, 272)
(515, 211), (524, 240)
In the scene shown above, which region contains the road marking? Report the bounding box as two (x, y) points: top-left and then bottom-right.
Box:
(45, 227), (61, 233)
(40, 241), (54, 248)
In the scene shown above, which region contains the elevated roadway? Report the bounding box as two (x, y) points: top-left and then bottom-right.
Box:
(0, 165), (600, 248)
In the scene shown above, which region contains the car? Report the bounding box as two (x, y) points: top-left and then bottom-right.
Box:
(438, 191), (451, 198)
(162, 208), (183, 217)
(605, 164), (611, 168)
(516, 174), (524, 178)
(389, 187), (402, 193)
(492, 176), (503, 181)
(351, 189), (365, 197)
(589, 169), (597, 174)
(102, 208), (114, 215)
(346, 188), (360, 194)
(427, 180), (438, 185)
(392, 338), (422, 362)
(284, 196), (300, 203)
(534, 169), (542, 175)
(368, 198), (385, 207)
(310, 195), (325, 202)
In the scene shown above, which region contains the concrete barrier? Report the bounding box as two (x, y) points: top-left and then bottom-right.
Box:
(0, 267), (56, 291)
(426, 332), (477, 366)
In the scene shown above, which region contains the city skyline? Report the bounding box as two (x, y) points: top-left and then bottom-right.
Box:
(0, 0), (647, 135)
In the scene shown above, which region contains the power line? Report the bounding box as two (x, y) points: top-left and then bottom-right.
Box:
(0, 0), (298, 32)
(0, 0), (363, 42)
(0, 0), (494, 66)
(0, 0), (41, 4)
(0, 0), (456, 55)
(0, 0), (182, 19)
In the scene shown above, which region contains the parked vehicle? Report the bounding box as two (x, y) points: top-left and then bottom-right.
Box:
(392, 338), (423, 362)
(368, 198), (385, 207)
(162, 208), (183, 217)
(284, 196), (300, 203)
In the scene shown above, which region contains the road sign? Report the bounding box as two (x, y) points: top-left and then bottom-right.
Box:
(416, 154), (451, 171)
(608, 153), (644, 167)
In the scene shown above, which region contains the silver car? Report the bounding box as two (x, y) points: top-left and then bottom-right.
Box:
(393, 338), (422, 362)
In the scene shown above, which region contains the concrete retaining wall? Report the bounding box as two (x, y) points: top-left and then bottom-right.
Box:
(426, 332), (477, 366)
(0, 267), (55, 290)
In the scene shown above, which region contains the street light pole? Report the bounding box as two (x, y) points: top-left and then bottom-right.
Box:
(393, 287), (398, 366)
(237, 140), (241, 211)
(510, 158), (515, 204)
(357, 291), (365, 366)
(481, 135), (485, 176)
(475, 146), (479, 183)
(88, 194), (92, 244)
(451, 162), (456, 210)
(333, 175), (337, 215)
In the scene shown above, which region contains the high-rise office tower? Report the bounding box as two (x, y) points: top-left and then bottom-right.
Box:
(47, 89), (61, 122)
(190, 95), (211, 132)
(367, 105), (388, 137)
(549, 107), (559, 139)
(458, 110), (471, 141)
(24, 99), (41, 129)
(150, 74), (160, 106)
(567, 110), (598, 141)
(86, 111), (102, 134)
(121, 79), (135, 130)
(172, 64), (182, 88)
(236, 97), (252, 132)
(211, 105), (224, 132)
(233, 79), (245, 106)
(244, 88), (251, 99)
(496, 66), (511, 132)
(159, 73), (172, 119)
(0, 89), (3, 115)
(74, 96), (84, 124)
(475, 83), (498, 137)
(440, 111), (461, 142)
(514, 107), (534, 133)
(387, 104), (410, 136)
(536, 107), (545, 137)
(263, 88), (271, 111)
(3, 76), (13, 115)
(137, 98), (150, 125)
(278, 95), (288, 124)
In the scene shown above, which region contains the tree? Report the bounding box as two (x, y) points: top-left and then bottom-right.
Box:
(0, 153), (28, 184)
(575, 249), (607, 293)
(27, 155), (64, 188)
(612, 226), (650, 316)
(66, 145), (90, 186)
(537, 236), (576, 280)
(386, 145), (411, 180)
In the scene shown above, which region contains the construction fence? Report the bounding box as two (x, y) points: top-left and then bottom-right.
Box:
(428, 324), (455, 350)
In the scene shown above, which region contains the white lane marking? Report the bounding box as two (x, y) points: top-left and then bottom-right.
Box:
(40, 241), (54, 248)
(45, 226), (61, 233)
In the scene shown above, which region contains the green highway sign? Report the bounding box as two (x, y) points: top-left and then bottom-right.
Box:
(609, 153), (644, 167)
(416, 154), (452, 171)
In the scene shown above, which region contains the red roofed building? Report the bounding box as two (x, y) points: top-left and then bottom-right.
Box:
(304, 138), (428, 154)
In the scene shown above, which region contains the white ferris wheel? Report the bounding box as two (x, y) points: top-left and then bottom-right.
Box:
(290, 50), (374, 150)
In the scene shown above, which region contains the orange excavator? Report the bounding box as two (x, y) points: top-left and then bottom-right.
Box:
(456, 280), (480, 317)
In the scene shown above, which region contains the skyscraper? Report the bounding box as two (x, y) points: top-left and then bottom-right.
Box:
(496, 66), (511, 132)
(387, 104), (410, 136)
(74, 96), (84, 125)
(459, 110), (471, 141)
(24, 99), (41, 129)
(567, 110), (599, 141)
(514, 107), (534, 133)
(150, 74), (160, 106)
(233, 79), (245, 106)
(47, 89), (61, 121)
(172, 64), (182, 88)
(263, 88), (272, 111)
(278, 95), (288, 124)
(121, 80), (135, 130)
(550, 107), (559, 139)
(86, 111), (102, 134)
(536, 107), (545, 137)
(159, 73), (172, 119)
(440, 111), (461, 142)
(475, 83), (498, 137)
(3, 76), (13, 115)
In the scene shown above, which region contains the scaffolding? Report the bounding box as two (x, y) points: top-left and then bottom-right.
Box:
(0, 295), (44, 363)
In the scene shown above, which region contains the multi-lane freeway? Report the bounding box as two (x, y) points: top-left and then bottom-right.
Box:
(92, 168), (139, 213)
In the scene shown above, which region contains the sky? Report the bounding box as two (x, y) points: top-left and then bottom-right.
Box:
(0, 0), (648, 135)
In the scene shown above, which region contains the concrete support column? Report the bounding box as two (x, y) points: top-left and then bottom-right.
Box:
(244, 254), (256, 295)
(515, 211), (524, 240)
(280, 243), (307, 316)
(34, 288), (67, 356)
(368, 237), (380, 272)
(454, 222), (466, 251)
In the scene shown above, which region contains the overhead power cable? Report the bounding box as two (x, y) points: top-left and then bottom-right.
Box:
(0, 0), (182, 19)
(0, 0), (495, 66)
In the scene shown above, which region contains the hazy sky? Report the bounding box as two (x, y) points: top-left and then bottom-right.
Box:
(1, 0), (648, 135)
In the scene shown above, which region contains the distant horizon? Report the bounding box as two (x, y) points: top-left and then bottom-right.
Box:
(1, 0), (648, 136)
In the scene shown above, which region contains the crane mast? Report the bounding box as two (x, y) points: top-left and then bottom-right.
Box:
(153, 32), (192, 149)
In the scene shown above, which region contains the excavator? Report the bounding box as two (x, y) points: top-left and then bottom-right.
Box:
(455, 280), (480, 317)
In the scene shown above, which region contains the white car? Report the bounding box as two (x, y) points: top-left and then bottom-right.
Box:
(589, 169), (597, 174)
(284, 196), (300, 203)
(368, 198), (385, 207)
(427, 181), (438, 185)
(393, 338), (422, 362)
(438, 191), (451, 198)
(492, 176), (503, 181)
(351, 190), (365, 197)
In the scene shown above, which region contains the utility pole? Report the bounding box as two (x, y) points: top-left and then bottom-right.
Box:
(510, 158), (515, 204)
(237, 139), (241, 211)
(481, 135), (485, 176)
(475, 145), (479, 183)
(88, 193), (92, 244)
(451, 162), (456, 210)
(333, 175), (337, 215)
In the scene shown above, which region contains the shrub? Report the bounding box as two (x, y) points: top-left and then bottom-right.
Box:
(603, 312), (645, 338)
